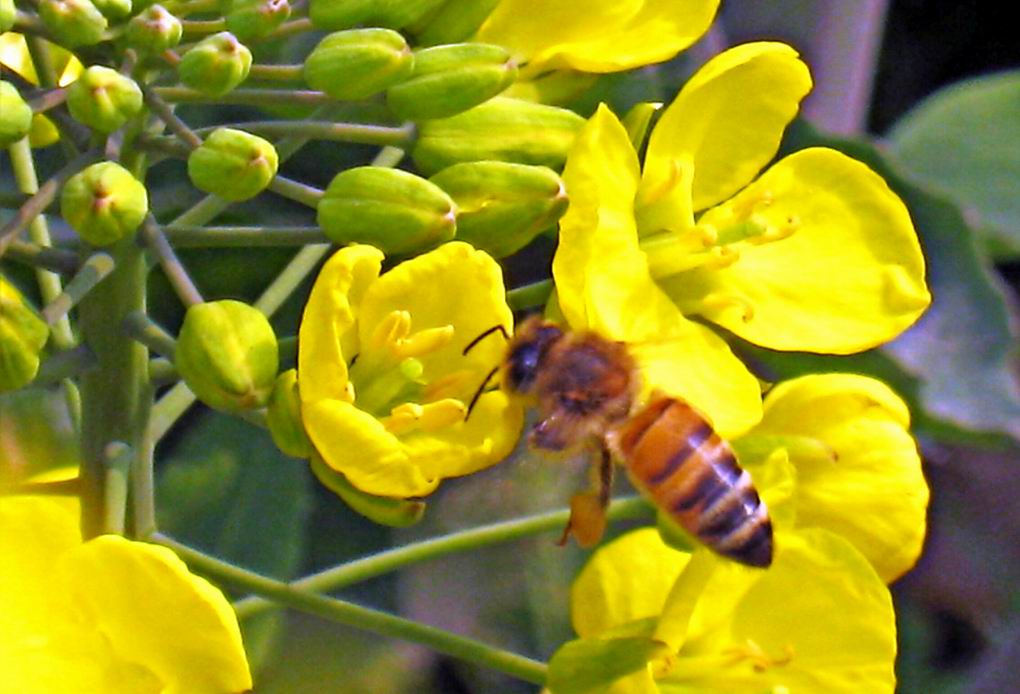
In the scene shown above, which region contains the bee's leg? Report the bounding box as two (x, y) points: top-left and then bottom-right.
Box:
(557, 445), (613, 548)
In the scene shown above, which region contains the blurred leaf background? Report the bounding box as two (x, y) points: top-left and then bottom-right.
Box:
(4, 0), (1020, 692)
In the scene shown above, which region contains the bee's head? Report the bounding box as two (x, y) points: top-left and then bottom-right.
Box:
(502, 317), (563, 396)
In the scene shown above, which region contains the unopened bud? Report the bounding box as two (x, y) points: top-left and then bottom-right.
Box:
(431, 162), (567, 257)
(175, 300), (279, 413)
(267, 369), (312, 458)
(310, 453), (426, 527)
(66, 66), (143, 133)
(178, 32), (252, 96)
(412, 97), (585, 175)
(317, 167), (456, 254)
(386, 43), (516, 121)
(413, 0), (499, 46)
(304, 29), (413, 101)
(38, 0), (108, 47)
(125, 5), (182, 53)
(91, 0), (131, 20)
(0, 81), (32, 147)
(187, 128), (278, 202)
(0, 275), (49, 392)
(1, 0), (16, 32)
(309, 0), (443, 31)
(226, 0), (290, 41)
(61, 161), (148, 246)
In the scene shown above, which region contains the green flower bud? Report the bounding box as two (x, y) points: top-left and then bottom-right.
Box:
(386, 43), (516, 121)
(226, 0), (290, 41)
(304, 29), (413, 101)
(125, 5), (183, 53)
(412, 97), (586, 175)
(66, 66), (143, 133)
(91, 0), (131, 20)
(60, 161), (148, 246)
(187, 128), (279, 202)
(38, 0), (108, 47)
(310, 454), (425, 527)
(175, 300), (279, 413)
(309, 0), (443, 31)
(431, 162), (567, 257)
(317, 167), (456, 254)
(1, 0), (16, 32)
(0, 81), (33, 147)
(267, 368), (312, 458)
(178, 32), (252, 96)
(0, 275), (49, 392)
(413, 0), (499, 46)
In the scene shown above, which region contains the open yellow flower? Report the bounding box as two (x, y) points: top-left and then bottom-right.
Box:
(733, 373), (929, 583)
(298, 242), (524, 499)
(477, 0), (719, 77)
(0, 495), (252, 693)
(553, 42), (930, 436)
(549, 527), (896, 694)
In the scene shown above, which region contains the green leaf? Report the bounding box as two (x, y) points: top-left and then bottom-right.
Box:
(157, 411), (313, 671)
(756, 122), (1020, 446)
(887, 71), (1020, 260)
(547, 636), (668, 694)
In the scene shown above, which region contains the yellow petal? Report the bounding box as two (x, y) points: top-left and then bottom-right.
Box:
(304, 397), (432, 497)
(745, 373), (928, 582)
(640, 42), (812, 217)
(664, 147), (931, 352)
(660, 529), (896, 693)
(298, 245), (384, 404)
(554, 104), (762, 435)
(63, 536), (252, 694)
(571, 527), (690, 638)
(356, 241), (513, 398)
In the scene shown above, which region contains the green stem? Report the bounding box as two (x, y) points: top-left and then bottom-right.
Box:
(41, 252), (116, 326)
(27, 87), (69, 114)
(143, 88), (203, 150)
(153, 87), (332, 107)
(3, 240), (80, 274)
(77, 237), (153, 539)
(33, 345), (97, 386)
(180, 18), (226, 35)
(266, 17), (314, 40)
(139, 215), (204, 306)
(163, 225), (328, 247)
(103, 442), (132, 535)
(153, 534), (548, 685)
(195, 120), (414, 146)
(507, 279), (553, 312)
(267, 175), (323, 208)
(253, 244), (330, 316)
(123, 311), (177, 358)
(233, 496), (651, 619)
(148, 357), (177, 385)
(248, 64), (305, 81)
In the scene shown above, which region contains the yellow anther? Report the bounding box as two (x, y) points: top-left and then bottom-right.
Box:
(695, 223), (719, 247)
(724, 639), (794, 673)
(370, 310), (412, 352)
(381, 399), (466, 435)
(650, 648), (677, 678)
(422, 368), (474, 402)
(734, 189), (775, 219)
(393, 324), (455, 360)
(744, 212), (799, 245)
(699, 292), (755, 323)
(705, 245), (740, 269)
(639, 157), (688, 207)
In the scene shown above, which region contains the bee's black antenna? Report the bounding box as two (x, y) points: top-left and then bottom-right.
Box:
(465, 366), (499, 421)
(462, 324), (509, 356)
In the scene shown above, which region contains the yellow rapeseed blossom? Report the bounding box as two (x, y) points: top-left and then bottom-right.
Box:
(549, 527), (896, 694)
(733, 373), (929, 583)
(553, 42), (930, 436)
(298, 242), (524, 499)
(0, 495), (252, 693)
(477, 0), (719, 77)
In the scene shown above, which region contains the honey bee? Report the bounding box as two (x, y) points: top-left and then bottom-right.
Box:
(465, 316), (772, 568)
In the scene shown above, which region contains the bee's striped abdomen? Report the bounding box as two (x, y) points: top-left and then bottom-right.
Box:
(611, 397), (773, 568)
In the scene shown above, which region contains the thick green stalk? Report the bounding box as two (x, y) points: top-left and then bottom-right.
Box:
(77, 237), (152, 539)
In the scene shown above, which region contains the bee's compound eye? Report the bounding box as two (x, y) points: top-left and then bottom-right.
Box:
(506, 342), (542, 393)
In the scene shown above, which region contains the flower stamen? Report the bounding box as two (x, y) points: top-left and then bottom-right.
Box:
(724, 639), (794, 672)
(698, 292), (755, 322)
(381, 399), (467, 435)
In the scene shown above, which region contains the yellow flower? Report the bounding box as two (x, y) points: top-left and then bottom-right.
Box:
(0, 32), (81, 147)
(476, 0), (719, 77)
(733, 373), (929, 583)
(553, 42), (930, 436)
(298, 242), (524, 499)
(549, 527), (896, 694)
(0, 495), (252, 693)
